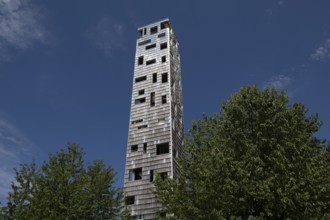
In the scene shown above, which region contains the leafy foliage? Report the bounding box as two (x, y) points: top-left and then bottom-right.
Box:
(0, 143), (122, 220)
(156, 86), (330, 219)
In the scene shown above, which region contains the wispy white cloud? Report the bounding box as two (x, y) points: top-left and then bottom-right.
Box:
(85, 16), (124, 56)
(0, 119), (35, 203)
(310, 39), (330, 61)
(263, 74), (293, 90)
(0, 0), (48, 61)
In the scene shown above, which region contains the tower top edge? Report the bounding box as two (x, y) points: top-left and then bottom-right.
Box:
(137, 18), (172, 31)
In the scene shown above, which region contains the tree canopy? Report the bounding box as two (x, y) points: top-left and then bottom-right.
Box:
(156, 86), (330, 219)
(0, 143), (122, 220)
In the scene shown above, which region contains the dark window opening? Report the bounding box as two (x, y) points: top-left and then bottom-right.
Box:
(156, 142), (169, 155)
(137, 125), (148, 129)
(138, 56), (143, 65)
(135, 76), (146, 83)
(138, 39), (151, 46)
(159, 172), (167, 180)
(173, 148), (177, 158)
(150, 92), (155, 106)
(143, 28), (147, 35)
(125, 196), (135, 205)
(160, 42), (167, 50)
(153, 73), (157, 83)
(146, 59), (156, 65)
(132, 119), (143, 124)
(161, 21), (170, 29)
(135, 97), (146, 105)
(146, 43), (156, 50)
(150, 26), (158, 34)
(162, 56), (166, 63)
(162, 73), (168, 83)
(143, 143), (147, 153)
(158, 33), (166, 38)
(162, 95), (167, 104)
(138, 29), (143, 37)
(129, 168), (142, 181)
(131, 145), (138, 152)
(138, 89), (145, 95)
(150, 170), (154, 182)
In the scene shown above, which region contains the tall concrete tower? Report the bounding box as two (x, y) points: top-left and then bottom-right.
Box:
(123, 19), (184, 219)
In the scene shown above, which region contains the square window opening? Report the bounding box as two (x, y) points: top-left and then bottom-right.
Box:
(161, 21), (170, 29)
(125, 196), (135, 205)
(150, 26), (158, 34)
(156, 142), (169, 155)
(129, 168), (142, 181)
(138, 89), (145, 95)
(162, 73), (168, 83)
(131, 145), (138, 152)
(160, 42), (167, 50)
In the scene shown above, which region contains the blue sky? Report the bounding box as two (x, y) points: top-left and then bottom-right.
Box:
(1, 0), (330, 202)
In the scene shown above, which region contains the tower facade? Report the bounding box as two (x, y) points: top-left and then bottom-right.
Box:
(123, 19), (184, 219)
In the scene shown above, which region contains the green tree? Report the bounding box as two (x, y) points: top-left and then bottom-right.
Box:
(1, 143), (122, 220)
(0, 202), (4, 220)
(156, 86), (330, 219)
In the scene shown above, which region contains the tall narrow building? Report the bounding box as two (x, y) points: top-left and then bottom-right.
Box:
(123, 19), (184, 219)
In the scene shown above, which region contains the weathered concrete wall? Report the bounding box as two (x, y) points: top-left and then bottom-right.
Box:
(124, 19), (184, 220)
